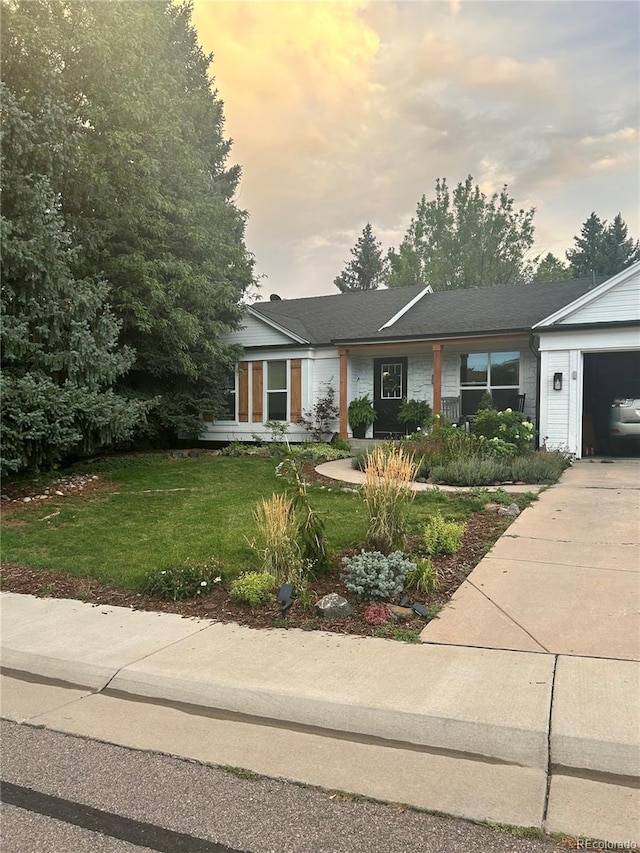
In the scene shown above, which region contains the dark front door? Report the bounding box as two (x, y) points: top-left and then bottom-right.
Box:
(373, 357), (407, 438)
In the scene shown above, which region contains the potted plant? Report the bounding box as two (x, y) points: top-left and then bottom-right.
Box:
(397, 399), (432, 435)
(348, 395), (377, 438)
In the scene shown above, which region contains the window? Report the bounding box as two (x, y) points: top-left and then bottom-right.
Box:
(267, 360), (288, 421)
(218, 368), (236, 420)
(460, 351), (520, 414)
(380, 362), (403, 399)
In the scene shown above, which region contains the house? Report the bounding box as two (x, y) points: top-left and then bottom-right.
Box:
(202, 262), (640, 458)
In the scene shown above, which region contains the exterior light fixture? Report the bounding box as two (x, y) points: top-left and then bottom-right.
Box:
(553, 372), (563, 391)
(277, 583), (294, 616)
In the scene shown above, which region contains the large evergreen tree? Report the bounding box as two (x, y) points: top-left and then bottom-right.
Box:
(2, 0), (255, 445)
(0, 83), (145, 474)
(566, 212), (640, 278)
(334, 223), (386, 292)
(386, 176), (535, 290)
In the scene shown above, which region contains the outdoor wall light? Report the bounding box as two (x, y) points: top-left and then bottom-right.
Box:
(553, 372), (563, 391)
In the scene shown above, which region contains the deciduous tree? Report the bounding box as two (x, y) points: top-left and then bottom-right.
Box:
(2, 0), (255, 446)
(524, 252), (573, 283)
(386, 176), (535, 290)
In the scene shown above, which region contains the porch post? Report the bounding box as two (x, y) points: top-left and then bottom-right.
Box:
(339, 347), (349, 439)
(432, 343), (442, 415)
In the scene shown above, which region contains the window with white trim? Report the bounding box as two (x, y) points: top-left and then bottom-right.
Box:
(460, 351), (520, 413)
(218, 367), (237, 420)
(267, 360), (288, 421)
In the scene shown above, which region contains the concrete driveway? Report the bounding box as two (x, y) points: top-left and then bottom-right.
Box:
(421, 459), (640, 660)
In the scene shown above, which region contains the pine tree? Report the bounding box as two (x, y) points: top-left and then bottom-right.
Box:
(334, 223), (386, 292)
(0, 83), (144, 474)
(566, 212), (639, 278)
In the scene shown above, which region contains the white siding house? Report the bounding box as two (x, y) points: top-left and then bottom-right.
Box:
(200, 271), (639, 453)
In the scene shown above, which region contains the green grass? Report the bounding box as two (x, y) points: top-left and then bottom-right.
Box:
(2, 455), (491, 591)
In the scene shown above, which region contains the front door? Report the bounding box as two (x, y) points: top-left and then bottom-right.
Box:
(373, 357), (407, 438)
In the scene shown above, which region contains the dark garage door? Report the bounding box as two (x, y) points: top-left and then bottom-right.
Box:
(583, 351), (640, 455)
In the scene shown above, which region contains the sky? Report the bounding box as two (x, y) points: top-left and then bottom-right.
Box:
(191, 0), (640, 299)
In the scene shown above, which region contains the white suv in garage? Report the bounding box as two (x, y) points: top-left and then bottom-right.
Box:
(609, 397), (640, 455)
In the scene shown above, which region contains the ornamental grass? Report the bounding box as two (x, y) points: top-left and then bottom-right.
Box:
(362, 445), (418, 552)
(252, 492), (303, 584)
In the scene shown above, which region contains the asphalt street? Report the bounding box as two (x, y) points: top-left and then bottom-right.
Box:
(1, 720), (569, 853)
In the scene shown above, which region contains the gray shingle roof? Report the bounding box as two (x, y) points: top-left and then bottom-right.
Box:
(250, 279), (603, 346)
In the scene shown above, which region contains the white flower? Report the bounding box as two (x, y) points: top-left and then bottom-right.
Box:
(200, 580), (208, 586)
(160, 571), (167, 575)
(505, 407), (512, 413)
(214, 576), (222, 583)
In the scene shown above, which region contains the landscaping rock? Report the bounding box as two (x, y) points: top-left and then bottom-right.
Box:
(388, 604), (414, 622)
(498, 503), (521, 517)
(315, 593), (353, 619)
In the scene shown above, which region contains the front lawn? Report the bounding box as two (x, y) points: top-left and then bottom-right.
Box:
(1, 452), (536, 638)
(2, 454), (468, 589)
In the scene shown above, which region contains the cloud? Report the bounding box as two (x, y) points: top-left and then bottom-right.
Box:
(191, 1), (639, 297)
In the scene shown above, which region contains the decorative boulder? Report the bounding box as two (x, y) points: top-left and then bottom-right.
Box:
(388, 604), (414, 622)
(315, 593), (353, 619)
(498, 503), (521, 517)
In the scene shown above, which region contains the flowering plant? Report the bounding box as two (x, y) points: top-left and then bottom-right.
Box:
(142, 558), (224, 601)
(471, 407), (534, 455)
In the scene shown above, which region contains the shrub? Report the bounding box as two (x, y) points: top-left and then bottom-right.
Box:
(251, 493), (303, 584)
(341, 550), (415, 601)
(142, 558), (224, 601)
(423, 512), (464, 555)
(230, 571), (276, 606)
(286, 444), (350, 462)
(364, 603), (392, 626)
(485, 437), (519, 458)
(297, 381), (339, 441)
(398, 399), (432, 431)
(406, 557), (439, 593)
(330, 436), (352, 453)
(430, 457), (512, 486)
(363, 445), (418, 551)
(509, 450), (570, 483)
(351, 449), (369, 471)
(223, 442), (269, 457)
(471, 408), (534, 454)
(402, 426), (489, 472)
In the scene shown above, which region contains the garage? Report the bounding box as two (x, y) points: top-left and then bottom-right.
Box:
(582, 351), (640, 456)
(535, 262), (640, 459)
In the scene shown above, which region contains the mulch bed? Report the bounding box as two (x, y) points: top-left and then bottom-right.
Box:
(0, 459), (514, 639)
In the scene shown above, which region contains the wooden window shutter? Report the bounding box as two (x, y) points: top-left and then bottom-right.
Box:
(238, 361), (249, 422)
(290, 359), (302, 423)
(252, 361), (263, 422)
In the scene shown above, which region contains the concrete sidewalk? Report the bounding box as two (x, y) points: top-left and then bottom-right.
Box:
(1, 459), (639, 844)
(315, 457), (542, 493)
(421, 458), (640, 660)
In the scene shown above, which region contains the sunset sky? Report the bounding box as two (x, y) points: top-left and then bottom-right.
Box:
(191, 1), (640, 299)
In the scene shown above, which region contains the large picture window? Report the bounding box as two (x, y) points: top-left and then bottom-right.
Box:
(267, 360), (288, 421)
(460, 351), (520, 414)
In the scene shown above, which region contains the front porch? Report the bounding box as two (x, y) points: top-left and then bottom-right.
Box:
(337, 336), (536, 440)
